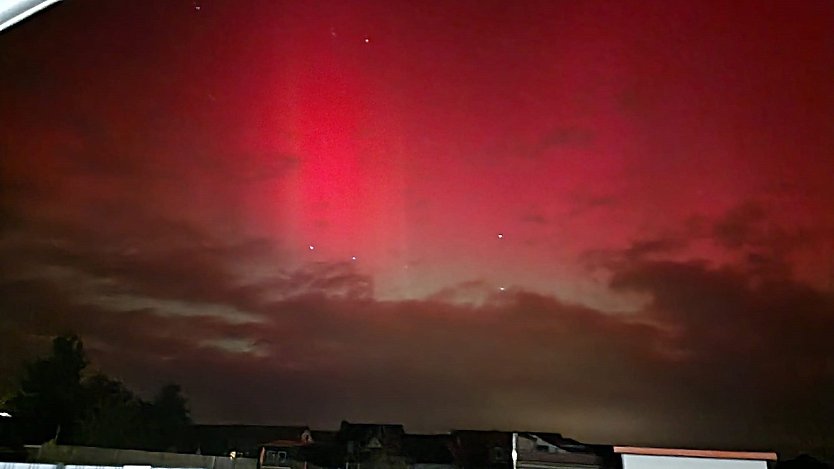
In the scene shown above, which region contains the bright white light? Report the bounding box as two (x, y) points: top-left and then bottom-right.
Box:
(13, 464), (59, 469)
(308, 245), (315, 251)
(364, 37), (370, 43)
(0, 0), (62, 32)
(351, 256), (357, 261)
(499, 287), (505, 292)
(67, 465), (118, 469)
(622, 455), (767, 469)
(0, 411), (11, 417)
(497, 233), (504, 239)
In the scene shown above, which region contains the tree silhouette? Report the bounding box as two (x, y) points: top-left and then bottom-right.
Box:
(7, 335), (87, 443)
(76, 373), (147, 449)
(148, 384), (192, 451)
(8, 334), (193, 451)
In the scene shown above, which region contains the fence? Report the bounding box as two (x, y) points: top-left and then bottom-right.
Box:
(12, 445), (257, 469)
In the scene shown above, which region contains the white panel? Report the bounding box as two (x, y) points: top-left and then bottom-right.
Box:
(622, 454), (768, 469)
(0, 0), (63, 32)
(65, 465), (120, 469)
(0, 464), (58, 469)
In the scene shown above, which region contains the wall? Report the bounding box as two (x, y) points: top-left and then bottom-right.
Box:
(621, 455), (768, 469)
(24, 445), (257, 469)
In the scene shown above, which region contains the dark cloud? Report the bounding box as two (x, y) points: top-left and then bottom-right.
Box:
(622, 236), (688, 260)
(713, 201), (818, 255)
(573, 203), (834, 449)
(3, 212), (833, 453)
(713, 201), (769, 249)
(580, 233), (689, 274)
(611, 257), (834, 447)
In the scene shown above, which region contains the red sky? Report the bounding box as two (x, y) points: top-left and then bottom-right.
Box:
(2, 0), (834, 456)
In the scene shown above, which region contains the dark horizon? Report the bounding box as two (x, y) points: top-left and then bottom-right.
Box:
(186, 421), (781, 454)
(2, 0), (833, 459)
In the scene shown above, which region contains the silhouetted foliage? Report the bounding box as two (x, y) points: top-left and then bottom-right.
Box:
(148, 383), (193, 451)
(7, 335), (87, 444)
(76, 373), (148, 449)
(7, 334), (192, 451)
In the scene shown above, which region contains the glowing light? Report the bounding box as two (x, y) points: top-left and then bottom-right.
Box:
(499, 287), (505, 292)
(364, 37), (370, 43)
(512, 433), (518, 469)
(0, 411), (11, 418)
(351, 256), (357, 261)
(308, 245), (315, 251)
(497, 233), (504, 239)
(0, 0), (62, 32)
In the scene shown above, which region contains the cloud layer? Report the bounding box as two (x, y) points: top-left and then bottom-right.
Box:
(2, 205), (832, 453)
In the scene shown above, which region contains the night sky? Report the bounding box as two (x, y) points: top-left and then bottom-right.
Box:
(2, 0), (834, 455)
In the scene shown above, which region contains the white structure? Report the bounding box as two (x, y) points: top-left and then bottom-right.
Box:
(616, 447), (777, 469)
(0, 0), (62, 32)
